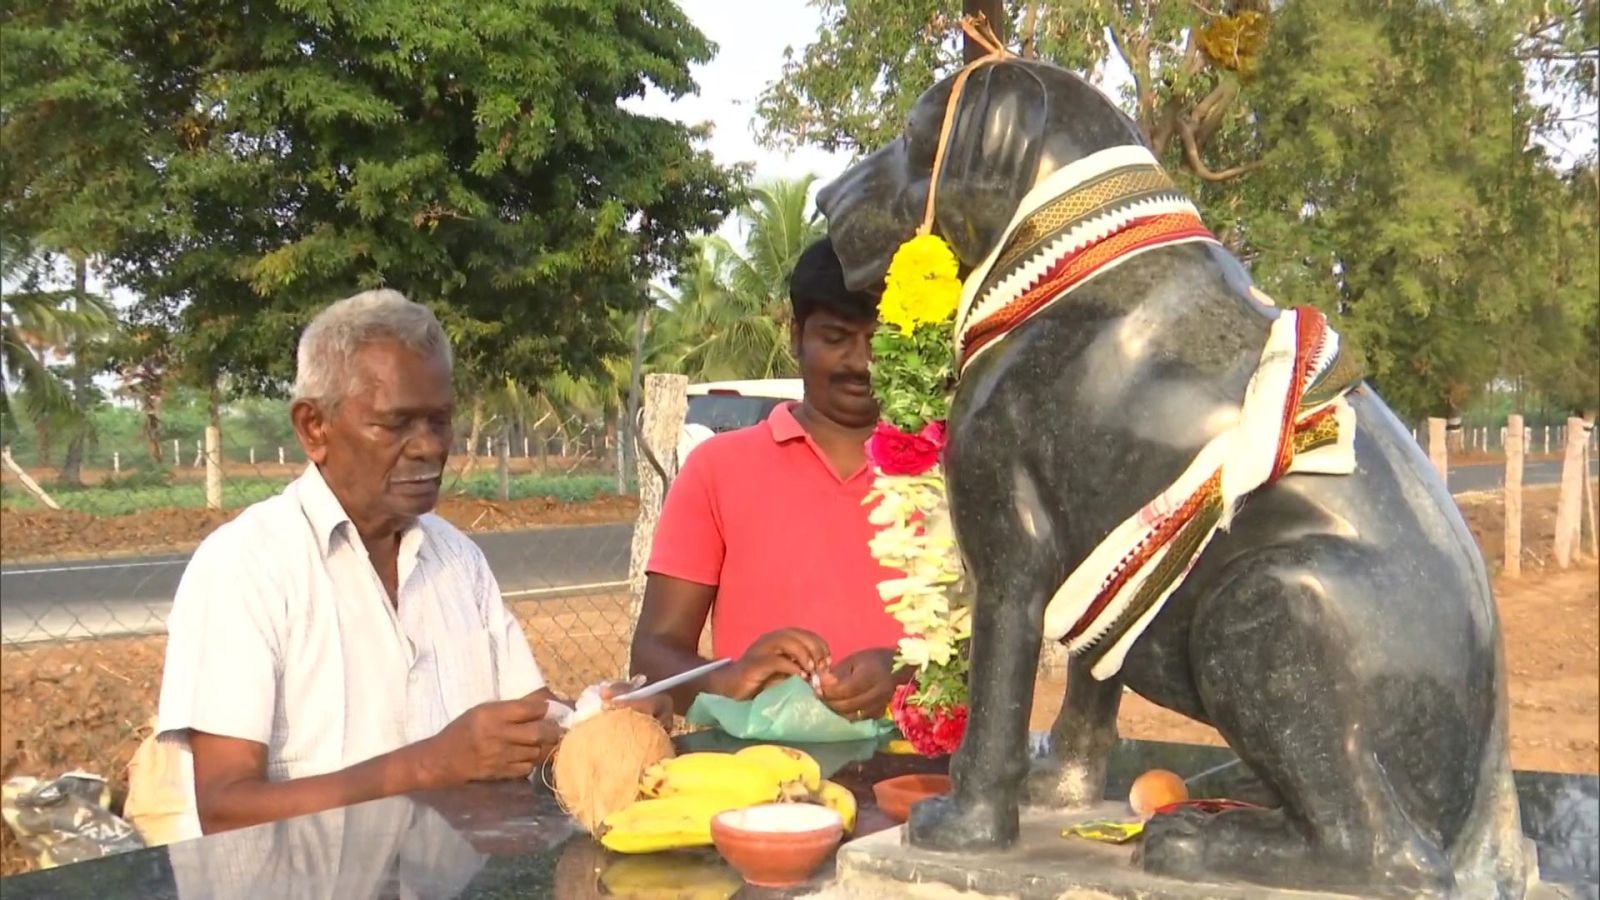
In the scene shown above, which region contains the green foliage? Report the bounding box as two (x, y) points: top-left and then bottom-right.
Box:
(758, 0), (1598, 420)
(3, 0), (741, 406)
(651, 176), (827, 380)
(1242, 0), (1595, 419)
(1, 469), (618, 514)
(871, 324), (955, 432)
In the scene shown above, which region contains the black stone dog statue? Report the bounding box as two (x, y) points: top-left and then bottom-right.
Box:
(817, 58), (1532, 898)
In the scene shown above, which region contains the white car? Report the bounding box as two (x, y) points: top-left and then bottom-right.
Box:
(677, 379), (804, 464)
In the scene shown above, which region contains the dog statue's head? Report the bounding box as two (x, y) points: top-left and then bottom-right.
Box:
(817, 59), (1148, 293)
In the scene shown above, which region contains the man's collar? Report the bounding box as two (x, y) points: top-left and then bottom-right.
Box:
(767, 401), (808, 444)
(297, 464), (355, 558)
(295, 464), (425, 560)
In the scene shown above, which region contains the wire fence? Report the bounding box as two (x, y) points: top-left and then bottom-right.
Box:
(0, 424), (643, 872)
(1, 413), (1596, 874)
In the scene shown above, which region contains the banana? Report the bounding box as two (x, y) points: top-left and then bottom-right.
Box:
(734, 745), (822, 794)
(598, 852), (744, 899)
(597, 794), (749, 854)
(816, 779), (858, 834)
(638, 753), (783, 805)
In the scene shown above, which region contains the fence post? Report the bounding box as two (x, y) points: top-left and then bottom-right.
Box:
(113, 451), (121, 474)
(626, 375), (690, 631)
(1544, 426), (1550, 454)
(1427, 418), (1448, 484)
(523, 436), (530, 458)
(193, 439), (202, 468)
(1504, 415), (1523, 577)
(204, 425), (223, 510)
(249, 446), (255, 466)
(1553, 417), (1586, 568)
(279, 447), (286, 465)
(1585, 422), (1598, 560)
(173, 438), (181, 463)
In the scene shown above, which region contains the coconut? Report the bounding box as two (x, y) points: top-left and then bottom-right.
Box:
(551, 707), (675, 834)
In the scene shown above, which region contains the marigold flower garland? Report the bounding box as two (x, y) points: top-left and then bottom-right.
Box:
(865, 233), (970, 757)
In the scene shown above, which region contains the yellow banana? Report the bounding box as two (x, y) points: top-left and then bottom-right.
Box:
(598, 852), (744, 899)
(638, 753), (783, 805)
(816, 780), (858, 834)
(734, 745), (822, 793)
(598, 793), (751, 854)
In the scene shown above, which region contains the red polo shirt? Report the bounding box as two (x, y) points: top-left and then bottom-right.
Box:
(646, 402), (907, 663)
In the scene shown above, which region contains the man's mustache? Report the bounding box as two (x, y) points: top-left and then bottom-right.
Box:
(832, 373), (872, 387)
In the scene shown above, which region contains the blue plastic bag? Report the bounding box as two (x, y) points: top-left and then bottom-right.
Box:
(685, 675), (895, 743)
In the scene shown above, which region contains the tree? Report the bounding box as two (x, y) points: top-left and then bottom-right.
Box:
(4, 0), (741, 418)
(0, 238), (114, 455)
(1239, 0), (1580, 421)
(653, 176), (827, 379)
(756, 1), (1270, 186)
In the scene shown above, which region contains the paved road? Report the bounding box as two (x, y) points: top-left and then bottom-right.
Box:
(2, 459), (1594, 643)
(0, 524), (632, 644)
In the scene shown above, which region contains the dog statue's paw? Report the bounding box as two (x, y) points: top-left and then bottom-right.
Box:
(907, 793), (1018, 852)
(1133, 807), (1212, 881)
(1023, 757), (1103, 810)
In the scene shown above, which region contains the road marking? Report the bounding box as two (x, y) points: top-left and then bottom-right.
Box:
(1, 559), (185, 576)
(502, 580), (628, 599)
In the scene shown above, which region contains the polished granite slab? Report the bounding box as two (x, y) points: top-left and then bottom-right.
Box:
(3, 736), (1593, 899)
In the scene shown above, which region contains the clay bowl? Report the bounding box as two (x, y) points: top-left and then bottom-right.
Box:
(873, 773), (952, 824)
(710, 803), (845, 888)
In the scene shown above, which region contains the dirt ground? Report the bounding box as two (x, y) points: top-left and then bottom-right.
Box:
(0, 492), (638, 562)
(1, 486), (1595, 875)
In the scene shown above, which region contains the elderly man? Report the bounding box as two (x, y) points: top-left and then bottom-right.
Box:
(154, 289), (664, 837)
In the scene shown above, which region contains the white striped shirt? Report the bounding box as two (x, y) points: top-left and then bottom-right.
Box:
(156, 464), (544, 839)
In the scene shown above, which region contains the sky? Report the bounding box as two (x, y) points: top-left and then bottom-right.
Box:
(625, 0), (858, 191)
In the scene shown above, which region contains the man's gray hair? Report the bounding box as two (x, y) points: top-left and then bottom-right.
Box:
(292, 289), (452, 405)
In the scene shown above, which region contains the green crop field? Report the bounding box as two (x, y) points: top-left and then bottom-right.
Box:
(0, 473), (624, 516)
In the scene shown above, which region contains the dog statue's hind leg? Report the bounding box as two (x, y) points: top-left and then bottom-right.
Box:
(1024, 656), (1122, 810)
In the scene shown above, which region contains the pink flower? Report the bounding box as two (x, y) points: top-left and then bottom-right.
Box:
(868, 420), (947, 476)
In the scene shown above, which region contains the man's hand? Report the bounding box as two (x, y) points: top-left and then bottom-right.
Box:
(600, 682), (676, 727)
(817, 648), (898, 721)
(715, 628), (830, 700)
(416, 693), (561, 789)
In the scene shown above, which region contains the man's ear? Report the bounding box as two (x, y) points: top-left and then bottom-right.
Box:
(290, 399), (331, 466)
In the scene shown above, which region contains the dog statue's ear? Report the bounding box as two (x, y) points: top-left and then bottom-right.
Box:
(932, 62), (1050, 271)
(932, 61), (1150, 270)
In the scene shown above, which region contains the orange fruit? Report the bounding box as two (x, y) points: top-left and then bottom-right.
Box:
(1128, 769), (1189, 820)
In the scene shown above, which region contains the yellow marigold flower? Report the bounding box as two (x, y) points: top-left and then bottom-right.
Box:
(881, 233), (961, 333)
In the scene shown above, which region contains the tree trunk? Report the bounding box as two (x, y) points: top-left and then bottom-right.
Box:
(144, 397), (164, 465)
(962, 0), (1007, 61)
(35, 419), (52, 468)
(622, 307), (649, 495)
(496, 431), (511, 501)
(59, 255), (91, 487)
(205, 382), (223, 510)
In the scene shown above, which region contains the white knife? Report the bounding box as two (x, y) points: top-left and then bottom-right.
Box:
(611, 658), (732, 703)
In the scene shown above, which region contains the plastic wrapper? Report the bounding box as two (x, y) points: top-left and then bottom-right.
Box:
(685, 675), (894, 743)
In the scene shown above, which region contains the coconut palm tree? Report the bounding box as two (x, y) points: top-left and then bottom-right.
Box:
(655, 175), (826, 381)
(1, 238), (113, 435)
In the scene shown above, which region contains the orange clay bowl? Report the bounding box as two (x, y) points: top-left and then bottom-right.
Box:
(873, 773), (952, 824)
(710, 803), (845, 888)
